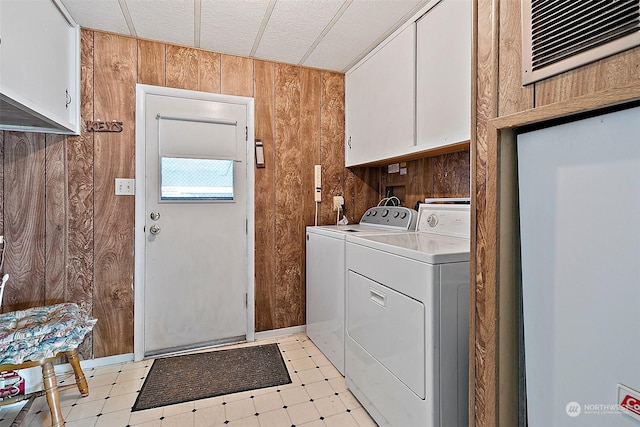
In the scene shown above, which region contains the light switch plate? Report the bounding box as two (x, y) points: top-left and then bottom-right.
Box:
(115, 178), (135, 195)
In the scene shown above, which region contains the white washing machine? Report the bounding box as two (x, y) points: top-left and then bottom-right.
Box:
(305, 205), (417, 375)
(345, 204), (470, 426)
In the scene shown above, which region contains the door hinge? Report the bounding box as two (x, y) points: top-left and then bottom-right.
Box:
(245, 127), (248, 142)
(246, 219), (248, 234)
(245, 293), (248, 308)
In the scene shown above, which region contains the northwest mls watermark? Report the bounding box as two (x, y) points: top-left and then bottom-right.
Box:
(566, 400), (640, 417)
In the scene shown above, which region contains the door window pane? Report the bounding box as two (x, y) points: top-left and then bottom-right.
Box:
(161, 157), (234, 201)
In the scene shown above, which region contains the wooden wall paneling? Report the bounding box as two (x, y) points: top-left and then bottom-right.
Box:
(473, 0), (500, 424)
(299, 68), (321, 326)
(319, 71), (345, 225)
(198, 50), (221, 93)
(68, 28), (95, 358)
(221, 54), (254, 97)
(300, 68), (321, 228)
(534, 46), (640, 107)
(92, 32), (137, 358)
(345, 167), (381, 223)
(253, 60), (277, 332)
(497, 0), (533, 115)
(44, 134), (67, 304)
(166, 45), (199, 91)
(432, 151), (471, 197)
(406, 157), (432, 208)
(138, 39), (166, 86)
(274, 64), (304, 328)
(3, 133), (46, 312)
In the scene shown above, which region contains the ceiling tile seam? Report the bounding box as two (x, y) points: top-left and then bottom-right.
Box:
(118, 0), (137, 37)
(250, 0), (278, 58)
(194, 0), (202, 48)
(341, 0), (432, 73)
(298, 0), (353, 67)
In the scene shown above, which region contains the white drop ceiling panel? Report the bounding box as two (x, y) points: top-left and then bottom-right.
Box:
(254, 0), (344, 66)
(199, 0), (271, 57)
(60, 0), (130, 35)
(126, 0), (195, 47)
(304, 0), (428, 72)
(57, 0), (436, 73)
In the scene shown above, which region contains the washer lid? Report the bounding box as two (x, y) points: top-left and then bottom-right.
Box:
(347, 232), (470, 264)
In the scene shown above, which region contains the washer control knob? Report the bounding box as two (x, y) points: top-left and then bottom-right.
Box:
(381, 209), (389, 218)
(401, 212), (407, 219)
(371, 210), (377, 216)
(366, 210), (372, 216)
(393, 211), (400, 218)
(427, 214), (439, 227)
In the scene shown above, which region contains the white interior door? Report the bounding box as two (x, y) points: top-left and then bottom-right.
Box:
(135, 86), (254, 359)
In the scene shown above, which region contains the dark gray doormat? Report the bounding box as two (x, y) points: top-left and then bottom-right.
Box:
(132, 343), (291, 411)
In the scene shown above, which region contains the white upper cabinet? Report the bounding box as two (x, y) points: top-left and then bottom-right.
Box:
(416, 0), (471, 150)
(0, 0), (81, 135)
(345, 0), (471, 167)
(345, 24), (416, 167)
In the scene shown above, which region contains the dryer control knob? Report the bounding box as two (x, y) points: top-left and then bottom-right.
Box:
(393, 211), (400, 218)
(381, 209), (389, 217)
(427, 214), (439, 227)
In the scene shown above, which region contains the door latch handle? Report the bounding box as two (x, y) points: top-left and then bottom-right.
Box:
(150, 211), (160, 221)
(149, 224), (161, 235)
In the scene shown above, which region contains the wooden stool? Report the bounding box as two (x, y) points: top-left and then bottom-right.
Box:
(0, 303), (97, 426)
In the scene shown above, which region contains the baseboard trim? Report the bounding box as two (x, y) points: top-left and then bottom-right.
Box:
(255, 325), (306, 341)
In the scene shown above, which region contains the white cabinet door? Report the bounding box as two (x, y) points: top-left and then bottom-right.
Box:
(345, 23), (415, 167)
(416, 0), (471, 149)
(0, 0), (80, 134)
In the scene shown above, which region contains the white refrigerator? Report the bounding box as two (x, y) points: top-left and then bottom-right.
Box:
(517, 105), (640, 426)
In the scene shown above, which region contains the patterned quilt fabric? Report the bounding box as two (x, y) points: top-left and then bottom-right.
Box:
(0, 303), (97, 365)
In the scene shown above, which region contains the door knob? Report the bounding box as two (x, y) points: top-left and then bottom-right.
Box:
(150, 211), (160, 221)
(149, 224), (161, 235)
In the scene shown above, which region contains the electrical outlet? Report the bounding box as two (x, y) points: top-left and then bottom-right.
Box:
(115, 178), (135, 195)
(333, 196), (344, 211)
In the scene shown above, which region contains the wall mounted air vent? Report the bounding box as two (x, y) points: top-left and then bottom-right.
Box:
(522, 0), (640, 85)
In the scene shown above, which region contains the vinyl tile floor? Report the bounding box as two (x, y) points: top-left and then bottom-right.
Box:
(0, 334), (377, 427)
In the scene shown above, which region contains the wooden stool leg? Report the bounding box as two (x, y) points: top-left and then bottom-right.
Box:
(66, 349), (89, 396)
(42, 361), (65, 427)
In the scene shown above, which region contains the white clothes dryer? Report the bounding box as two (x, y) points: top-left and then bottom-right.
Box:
(345, 204), (470, 426)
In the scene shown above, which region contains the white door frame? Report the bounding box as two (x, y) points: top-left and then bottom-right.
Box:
(133, 84), (255, 361)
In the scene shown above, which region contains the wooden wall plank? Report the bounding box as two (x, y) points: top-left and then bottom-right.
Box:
(432, 150), (471, 197)
(138, 39), (165, 86)
(166, 45), (199, 91)
(344, 167), (381, 224)
(92, 32), (137, 358)
(68, 28), (95, 358)
(253, 60), (276, 332)
(221, 54), (254, 97)
(299, 68), (321, 326)
(535, 46), (640, 107)
(319, 71), (345, 225)
(45, 135), (67, 304)
(3, 133), (46, 311)
(300, 68), (321, 229)
(274, 63), (303, 328)
(497, 0), (533, 115)
(199, 50), (221, 93)
(473, 0), (499, 424)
